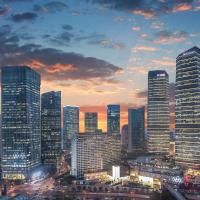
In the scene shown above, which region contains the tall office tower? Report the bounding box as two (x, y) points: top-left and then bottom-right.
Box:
(175, 47), (200, 168)
(121, 124), (128, 150)
(41, 91), (61, 165)
(107, 105), (120, 134)
(128, 107), (145, 153)
(63, 106), (79, 151)
(147, 70), (170, 154)
(84, 112), (98, 133)
(1, 66), (41, 180)
(71, 132), (121, 178)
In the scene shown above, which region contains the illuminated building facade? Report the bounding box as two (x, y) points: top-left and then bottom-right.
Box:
(128, 107), (145, 153)
(41, 91), (61, 165)
(71, 132), (121, 178)
(107, 104), (120, 134)
(1, 66), (41, 179)
(63, 106), (79, 151)
(175, 47), (200, 168)
(84, 112), (98, 133)
(147, 70), (170, 154)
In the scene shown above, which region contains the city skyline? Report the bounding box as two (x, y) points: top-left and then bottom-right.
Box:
(1, 1), (200, 131)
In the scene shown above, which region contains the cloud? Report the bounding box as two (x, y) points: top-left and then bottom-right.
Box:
(0, 5), (10, 16)
(97, 40), (125, 49)
(150, 21), (165, 30)
(76, 33), (125, 50)
(50, 31), (74, 45)
(152, 59), (175, 67)
(172, 3), (192, 12)
(11, 12), (38, 22)
(139, 33), (148, 39)
(132, 26), (141, 31)
(84, 0), (196, 18)
(131, 45), (158, 52)
(136, 90), (148, 99)
(0, 25), (122, 83)
(154, 30), (189, 44)
(132, 9), (156, 19)
(62, 24), (73, 30)
(33, 1), (68, 13)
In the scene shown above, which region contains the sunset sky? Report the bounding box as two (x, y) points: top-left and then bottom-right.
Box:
(0, 0), (200, 131)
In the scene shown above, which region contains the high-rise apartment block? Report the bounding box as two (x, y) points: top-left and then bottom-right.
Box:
(71, 132), (121, 178)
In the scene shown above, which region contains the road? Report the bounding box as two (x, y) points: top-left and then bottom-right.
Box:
(7, 177), (55, 197)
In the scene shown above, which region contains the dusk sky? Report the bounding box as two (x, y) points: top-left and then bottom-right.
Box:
(0, 0), (200, 131)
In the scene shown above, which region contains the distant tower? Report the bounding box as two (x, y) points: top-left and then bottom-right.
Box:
(175, 47), (200, 168)
(147, 70), (170, 154)
(41, 91), (61, 165)
(121, 124), (128, 151)
(1, 66), (41, 180)
(107, 105), (120, 134)
(63, 106), (79, 151)
(128, 107), (145, 153)
(84, 112), (98, 133)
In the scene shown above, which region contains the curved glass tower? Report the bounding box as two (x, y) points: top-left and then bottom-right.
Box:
(175, 47), (200, 168)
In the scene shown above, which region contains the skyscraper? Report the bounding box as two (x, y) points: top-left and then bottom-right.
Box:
(121, 124), (128, 150)
(1, 66), (41, 180)
(84, 112), (98, 133)
(107, 104), (120, 134)
(147, 70), (170, 154)
(63, 106), (79, 151)
(41, 91), (61, 165)
(175, 47), (200, 168)
(128, 107), (145, 153)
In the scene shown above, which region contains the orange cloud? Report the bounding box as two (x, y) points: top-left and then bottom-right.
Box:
(24, 60), (44, 69)
(132, 9), (155, 19)
(153, 30), (189, 44)
(47, 63), (77, 73)
(172, 3), (192, 12)
(152, 59), (175, 67)
(128, 66), (148, 75)
(131, 45), (158, 52)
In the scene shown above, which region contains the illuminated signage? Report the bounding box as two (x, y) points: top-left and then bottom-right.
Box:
(112, 166), (120, 180)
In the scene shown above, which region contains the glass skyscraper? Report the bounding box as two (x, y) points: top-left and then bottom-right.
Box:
(121, 124), (128, 150)
(107, 104), (120, 134)
(1, 66), (41, 180)
(175, 47), (200, 168)
(41, 91), (61, 165)
(84, 112), (98, 133)
(63, 106), (79, 151)
(128, 107), (145, 153)
(147, 70), (170, 154)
